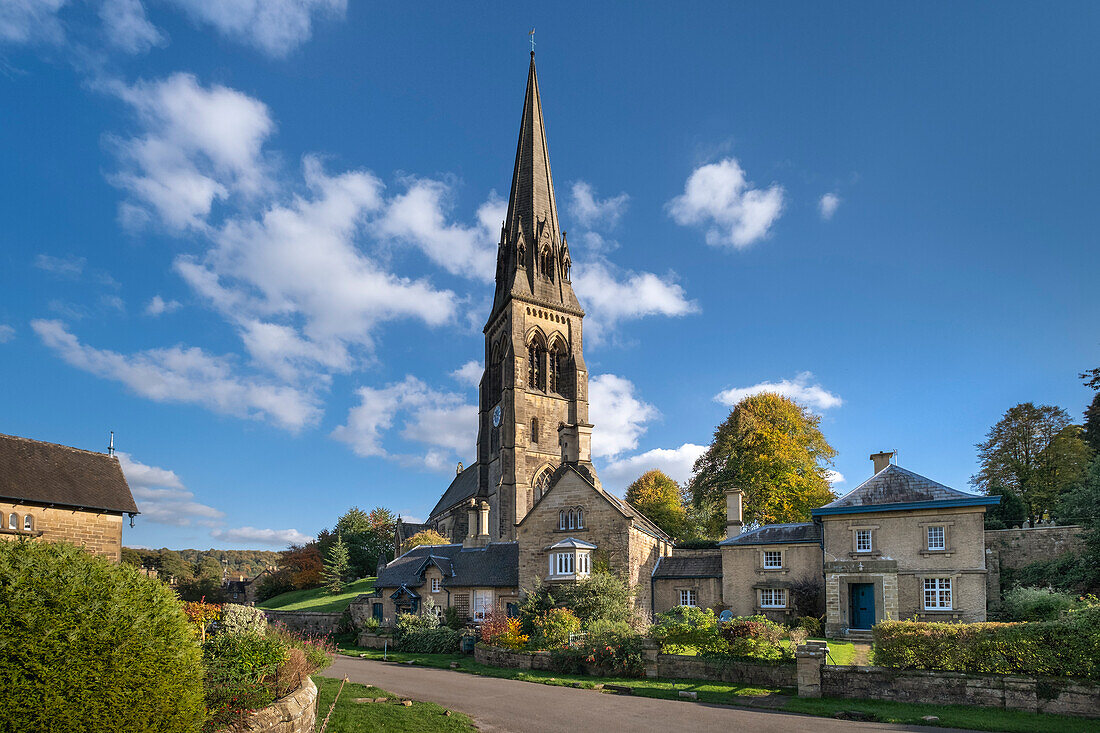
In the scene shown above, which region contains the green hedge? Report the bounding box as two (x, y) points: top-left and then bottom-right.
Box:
(873, 608), (1100, 679)
(395, 627), (461, 653)
(0, 540), (205, 732)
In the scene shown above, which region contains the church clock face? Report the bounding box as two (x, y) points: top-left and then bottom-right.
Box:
(492, 405), (502, 428)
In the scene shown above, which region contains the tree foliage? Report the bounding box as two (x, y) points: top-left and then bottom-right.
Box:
(984, 484), (1028, 529)
(317, 506), (396, 580)
(400, 529), (450, 555)
(323, 534), (350, 595)
(1082, 367), (1100, 454)
(625, 469), (689, 540)
(689, 393), (837, 536)
(970, 402), (1092, 524)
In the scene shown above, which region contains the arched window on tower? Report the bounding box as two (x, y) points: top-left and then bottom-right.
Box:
(528, 341), (546, 391)
(540, 249), (555, 281)
(535, 468), (552, 499)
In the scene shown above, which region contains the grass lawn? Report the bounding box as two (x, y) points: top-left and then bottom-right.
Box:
(256, 577), (375, 613)
(336, 647), (1098, 733)
(313, 675), (476, 732)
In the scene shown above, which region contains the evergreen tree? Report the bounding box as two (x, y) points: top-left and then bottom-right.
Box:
(323, 534), (350, 595)
(1082, 367), (1100, 453)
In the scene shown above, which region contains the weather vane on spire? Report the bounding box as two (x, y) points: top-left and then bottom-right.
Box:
(528, 27), (536, 54)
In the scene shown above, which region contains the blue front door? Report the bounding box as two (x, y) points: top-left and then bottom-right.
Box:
(849, 583), (875, 629)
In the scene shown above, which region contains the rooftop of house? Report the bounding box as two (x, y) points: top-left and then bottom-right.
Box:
(0, 433), (139, 514)
(376, 541), (519, 589)
(718, 522), (822, 547)
(812, 463), (998, 517)
(428, 463), (479, 520)
(652, 552), (723, 578)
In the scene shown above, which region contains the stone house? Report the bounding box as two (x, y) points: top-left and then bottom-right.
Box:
(650, 549), (723, 617)
(0, 432), (139, 561)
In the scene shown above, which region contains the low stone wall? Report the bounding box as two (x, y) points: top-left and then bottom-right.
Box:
(816, 664), (1099, 718)
(474, 645), (796, 687)
(218, 676), (318, 733)
(356, 632), (394, 649)
(263, 610), (342, 635)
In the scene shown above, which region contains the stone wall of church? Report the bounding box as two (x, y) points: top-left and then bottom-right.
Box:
(0, 501), (123, 561)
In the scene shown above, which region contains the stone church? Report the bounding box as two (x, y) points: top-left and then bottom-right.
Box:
(374, 53), (673, 625)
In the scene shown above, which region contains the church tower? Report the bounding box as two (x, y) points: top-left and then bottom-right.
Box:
(476, 52), (593, 541)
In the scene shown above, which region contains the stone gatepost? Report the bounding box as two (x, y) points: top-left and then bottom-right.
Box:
(795, 642), (828, 698)
(641, 639), (660, 678)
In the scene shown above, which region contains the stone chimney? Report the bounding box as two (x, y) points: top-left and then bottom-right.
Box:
(870, 451), (895, 474)
(477, 500), (491, 544)
(558, 422), (593, 464)
(463, 499), (479, 548)
(724, 487), (744, 540)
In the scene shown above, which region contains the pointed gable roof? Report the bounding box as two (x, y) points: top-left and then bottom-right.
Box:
(812, 464), (999, 517)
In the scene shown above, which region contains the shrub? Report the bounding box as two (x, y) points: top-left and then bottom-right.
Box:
(220, 603), (268, 635)
(267, 622), (336, 672)
(396, 611), (439, 633)
(363, 616), (381, 632)
(396, 626), (462, 653)
(202, 632), (287, 730)
(443, 604), (465, 630)
(793, 615), (823, 637)
(532, 608), (581, 649)
(873, 608), (1100, 679)
(586, 618), (636, 642)
(254, 570), (295, 602)
(788, 576), (825, 618)
(1000, 586), (1082, 621)
(0, 541), (205, 733)
(566, 571), (635, 628)
(650, 605), (726, 654)
(550, 635), (646, 677)
(182, 600), (223, 643)
(1007, 553), (1100, 596)
(719, 615), (789, 661)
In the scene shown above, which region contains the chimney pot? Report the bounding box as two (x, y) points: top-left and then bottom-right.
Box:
(724, 487), (744, 541)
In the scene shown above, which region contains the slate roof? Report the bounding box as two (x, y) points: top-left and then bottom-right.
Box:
(376, 542), (519, 589)
(652, 553), (722, 579)
(428, 463), (479, 520)
(549, 537), (596, 550)
(0, 433), (139, 514)
(813, 464), (993, 516)
(718, 522), (821, 546)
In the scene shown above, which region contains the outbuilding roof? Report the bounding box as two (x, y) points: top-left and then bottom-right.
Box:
(718, 522), (821, 546)
(652, 553), (722, 579)
(0, 433), (139, 514)
(812, 464), (999, 517)
(376, 542), (519, 589)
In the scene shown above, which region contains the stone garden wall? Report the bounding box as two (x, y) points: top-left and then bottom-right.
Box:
(984, 525), (1083, 602)
(217, 676), (317, 733)
(263, 610), (342, 636)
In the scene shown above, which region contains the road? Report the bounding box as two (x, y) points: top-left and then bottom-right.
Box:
(324, 656), (963, 733)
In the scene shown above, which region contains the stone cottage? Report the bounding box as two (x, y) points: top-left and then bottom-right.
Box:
(0, 432), (139, 561)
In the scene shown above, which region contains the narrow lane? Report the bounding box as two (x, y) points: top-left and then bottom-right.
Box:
(324, 657), (962, 733)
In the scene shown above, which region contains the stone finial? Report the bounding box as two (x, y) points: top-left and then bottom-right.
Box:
(456, 461), (464, 475)
(724, 487), (744, 540)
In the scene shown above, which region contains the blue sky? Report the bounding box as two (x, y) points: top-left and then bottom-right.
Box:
(2, 2), (1097, 550)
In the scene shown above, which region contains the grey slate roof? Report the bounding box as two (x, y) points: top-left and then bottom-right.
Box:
(0, 433), (139, 514)
(652, 553), (722, 578)
(719, 522), (821, 546)
(428, 463), (479, 519)
(818, 464), (979, 510)
(376, 542), (519, 589)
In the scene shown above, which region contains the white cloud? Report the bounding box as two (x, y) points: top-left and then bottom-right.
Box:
(32, 318), (322, 430)
(0, 0), (67, 45)
(211, 526), (314, 546)
(332, 375), (476, 471)
(819, 192), (841, 220)
(714, 371), (843, 412)
(107, 72), (275, 231)
(572, 259), (698, 342)
(145, 295), (181, 316)
(600, 442), (706, 493)
(588, 373), (658, 459)
(451, 360), (482, 388)
(577, 231), (618, 255)
(668, 157), (784, 249)
(100, 0), (163, 53)
(117, 451), (224, 526)
(825, 469), (845, 485)
(569, 181), (629, 230)
(34, 254), (85, 277)
(164, 0), (344, 57)
(0, 325), (14, 343)
(377, 179), (503, 282)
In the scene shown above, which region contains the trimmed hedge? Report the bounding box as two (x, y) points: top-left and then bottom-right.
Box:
(396, 627), (461, 653)
(873, 608), (1100, 679)
(0, 540), (205, 732)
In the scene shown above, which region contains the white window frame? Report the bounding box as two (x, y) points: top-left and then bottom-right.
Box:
(7, 513), (16, 530)
(23, 515), (32, 531)
(558, 510), (567, 530)
(923, 578), (952, 610)
(575, 508), (583, 528)
(568, 510), (576, 530)
(431, 578), (441, 593)
(759, 588), (786, 608)
(762, 550), (783, 569)
(926, 525), (946, 551)
(679, 589), (697, 607)
(577, 551), (590, 576)
(551, 551), (575, 576)
(473, 590), (493, 621)
(855, 529), (873, 553)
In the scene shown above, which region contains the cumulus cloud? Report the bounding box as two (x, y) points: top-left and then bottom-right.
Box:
(0, 0), (67, 45)
(117, 451), (224, 526)
(714, 371), (842, 412)
(107, 72), (275, 231)
(0, 325), (14, 343)
(99, 0), (163, 53)
(599, 442), (706, 493)
(145, 295), (181, 316)
(164, 0), (344, 57)
(332, 375), (476, 471)
(825, 469), (845, 485)
(588, 374), (658, 459)
(32, 318), (322, 430)
(569, 181), (629, 230)
(210, 526), (314, 546)
(819, 192), (841, 220)
(668, 157), (784, 249)
(572, 259), (697, 342)
(451, 360), (482, 388)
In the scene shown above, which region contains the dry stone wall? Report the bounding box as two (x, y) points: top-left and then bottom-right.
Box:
(217, 676), (317, 733)
(263, 610), (342, 635)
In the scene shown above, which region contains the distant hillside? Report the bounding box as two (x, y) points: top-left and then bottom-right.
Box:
(258, 577), (376, 613)
(123, 547), (282, 579)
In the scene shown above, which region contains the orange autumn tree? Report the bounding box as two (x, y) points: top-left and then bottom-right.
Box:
(625, 470), (688, 540)
(689, 392), (837, 537)
(400, 529), (450, 556)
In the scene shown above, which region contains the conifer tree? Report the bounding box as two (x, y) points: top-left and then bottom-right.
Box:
(323, 533), (350, 595)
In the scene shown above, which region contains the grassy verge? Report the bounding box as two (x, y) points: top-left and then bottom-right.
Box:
(336, 647), (1098, 732)
(312, 675), (476, 732)
(257, 577), (375, 613)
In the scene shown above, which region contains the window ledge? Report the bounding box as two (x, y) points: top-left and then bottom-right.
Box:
(755, 607), (793, 614)
(553, 527), (589, 533)
(759, 567), (789, 573)
(848, 551), (882, 558)
(919, 549), (954, 557)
